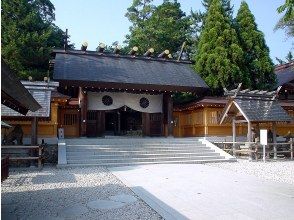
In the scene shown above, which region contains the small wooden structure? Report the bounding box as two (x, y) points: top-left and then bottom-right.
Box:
(2, 81), (66, 144)
(1, 60), (43, 173)
(219, 84), (293, 158)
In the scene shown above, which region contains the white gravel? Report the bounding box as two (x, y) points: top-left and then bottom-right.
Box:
(206, 159), (294, 185)
(1, 166), (163, 220)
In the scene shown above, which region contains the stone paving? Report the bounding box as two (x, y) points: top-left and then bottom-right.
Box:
(1, 166), (162, 220)
(110, 163), (294, 220)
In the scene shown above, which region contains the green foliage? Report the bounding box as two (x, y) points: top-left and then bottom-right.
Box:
(173, 92), (198, 104)
(275, 0), (294, 37)
(275, 51), (293, 64)
(1, 0), (69, 80)
(125, 0), (192, 55)
(286, 51), (294, 62)
(235, 1), (276, 90)
(194, 0), (247, 94)
(277, 0), (294, 22)
(190, 0), (233, 46)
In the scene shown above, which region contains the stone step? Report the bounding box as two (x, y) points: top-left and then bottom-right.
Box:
(67, 155), (225, 164)
(67, 145), (207, 150)
(63, 158), (232, 167)
(66, 144), (206, 148)
(66, 146), (209, 150)
(65, 140), (203, 145)
(66, 149), (215, 155)
(67, 152), (220, 159)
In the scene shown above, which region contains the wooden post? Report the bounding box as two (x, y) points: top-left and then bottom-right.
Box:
(247, 121), (252, 161)
(142, 113), (150, 136)
(38, 146), (42, 168)
(31, 117), (38, 145)
(247, 122), (252, 142)
(232, 116), (236, 156)
(272, 122), (277, 160)
(204, 108), (208, 137)
(79, 87), (87, 136)
(290, 138), (293, 160)
(167, 94), (173, 137)
(117, 111), (121, 135)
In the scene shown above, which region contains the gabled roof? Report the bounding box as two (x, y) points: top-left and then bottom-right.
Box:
(275, 62), (294, 87)
(1, 60), (41, 115)
(1, 81), (59, 118)
(220, 85), (293, 124)
(52, 50), (208, 92)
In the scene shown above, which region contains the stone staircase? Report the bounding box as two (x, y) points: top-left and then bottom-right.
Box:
(59, 138), (236, 167)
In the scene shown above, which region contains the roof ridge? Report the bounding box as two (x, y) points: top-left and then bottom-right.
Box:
(275, 62), (294, 72)
(52, 49), (193, 64)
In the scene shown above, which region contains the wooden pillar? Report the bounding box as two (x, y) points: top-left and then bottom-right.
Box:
(272, 122), (277, 160)
(167, 94), (173, 137)
(79, 87), (87, 136)
(31, 117), (38, 145)
(117, 111), (121, 135)
(204, 108), (208, 137)
(142, 113), (150, 136)
(247, 122), (252, 142)
(97, 111), (105, 136)
(247, 121), (252, 161)
(232, 116), (236, 156)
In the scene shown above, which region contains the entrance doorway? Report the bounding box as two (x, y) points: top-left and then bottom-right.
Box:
(105, 106), (142, 136)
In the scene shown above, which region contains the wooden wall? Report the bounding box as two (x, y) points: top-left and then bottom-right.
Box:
(173, 107), (294, 137)
(3, 102), (59, 138)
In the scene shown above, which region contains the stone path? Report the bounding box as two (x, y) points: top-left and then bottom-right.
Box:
(1, 167), (162, 220)
(110, 163), (294, 220)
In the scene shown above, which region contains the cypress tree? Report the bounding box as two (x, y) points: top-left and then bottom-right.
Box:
(235, 1), (276, 90)
(194, 0), (250, 94)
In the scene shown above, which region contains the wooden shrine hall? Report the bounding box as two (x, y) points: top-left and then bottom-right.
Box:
(51, 48), (208, 137)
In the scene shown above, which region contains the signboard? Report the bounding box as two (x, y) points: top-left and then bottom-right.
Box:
(260, 129), (267, 145)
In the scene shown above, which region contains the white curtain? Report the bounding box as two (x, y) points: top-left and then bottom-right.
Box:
(87, 92), (163, 113)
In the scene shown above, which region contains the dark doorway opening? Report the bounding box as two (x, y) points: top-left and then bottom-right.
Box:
(105, 111), (117, 135)
(105, 106), (142, 136)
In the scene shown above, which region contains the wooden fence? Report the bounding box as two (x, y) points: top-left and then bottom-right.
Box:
(214, 141), (293, 161)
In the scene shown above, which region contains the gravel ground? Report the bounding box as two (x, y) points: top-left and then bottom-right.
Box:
(1, 166), (162, 220)
(206, 159), (294, 185)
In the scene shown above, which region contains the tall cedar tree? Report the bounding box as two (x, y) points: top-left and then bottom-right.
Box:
(194, 0), (249, 94)
(235, 2), (276, 90)
(125, 0), (191, 55)
(2, 0), (70, 80)
(191, 0), (233, 44)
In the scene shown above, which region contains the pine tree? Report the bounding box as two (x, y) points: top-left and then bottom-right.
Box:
(194, 0), (249, 94)
(235, 1), (276, 90)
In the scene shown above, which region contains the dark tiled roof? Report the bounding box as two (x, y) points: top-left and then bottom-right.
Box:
(53, 51), (208, 92)
(220, 86), (293, 123)
(275, 62), (294, 86)
(1, 81), (59, 118)
(1, 60), (41, 114)
(234, 98), (292, 122)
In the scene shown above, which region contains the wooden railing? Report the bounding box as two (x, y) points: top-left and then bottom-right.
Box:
(214, 141), (294, 161)
(1, 145), (44, 168)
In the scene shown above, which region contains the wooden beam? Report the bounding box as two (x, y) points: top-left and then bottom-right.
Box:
(235, 120), (247, 123)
